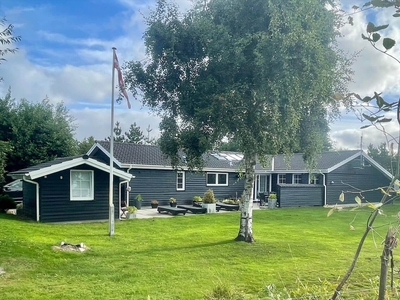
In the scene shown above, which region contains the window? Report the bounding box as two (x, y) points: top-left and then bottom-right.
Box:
(176, 171), (185, 191)
(278, 174), (286, 184)
(70, 170), (94, 201)
(206, 172), (228, 186)
(293, 174), (302, 184)
(309, 174), (320, 184)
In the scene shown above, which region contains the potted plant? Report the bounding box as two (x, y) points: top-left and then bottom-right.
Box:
(202, 189), (216, 213)
(267, 192), (277, 209)
(169, 197), (177, 207)
(193, 195), (202, 207)
(151, 199), (159, 209)
(134, 194), (143, 210)
(126, 206), (138, 219)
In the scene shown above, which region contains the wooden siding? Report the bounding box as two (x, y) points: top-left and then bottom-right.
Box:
(277, 184), (324, 207)
(326, 160), (391, 205)
(35, 165), (121, 223)
(22, 181), (37, 220)
(128, 169), (244, 206)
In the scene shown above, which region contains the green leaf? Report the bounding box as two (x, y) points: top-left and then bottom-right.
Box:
(361, 33), (372, 42)
(362, 96), (372, 102)
(339, 192), (344, 202)
(363, 1), (372, 7)
(393, 13), (400, 17)
(379, 187), (391, 196)
(355, 196), (362, 206)
(376, 118), (392, 123)
(360, 124), (372, 129)
(373, 24), (389, 32)
(327, 208), (335, 217)
(362, 113), (378, 122)
(352, 5), (359, 10)
(372, 33), (380, 42)
(383, 38), (396, 50)
(366, 22), (375, 33)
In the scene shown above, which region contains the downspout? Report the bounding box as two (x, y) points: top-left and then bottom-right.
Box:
(23, 176), (40, 222)
(321, 172), (327, 206)
(126, 165), (133, 207)
(270, 157), (274, 193)
(119, 180), (129, 220)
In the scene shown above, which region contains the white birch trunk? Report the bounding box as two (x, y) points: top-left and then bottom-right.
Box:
(235, 153), (255, 243)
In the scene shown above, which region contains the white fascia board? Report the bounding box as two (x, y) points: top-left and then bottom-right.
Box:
(326, 151), (362, 173)
(362, 152), (393, 179)
(28, 158), (132, 181)
(87, 142), (122, 168)
(121, 164), (239, 173)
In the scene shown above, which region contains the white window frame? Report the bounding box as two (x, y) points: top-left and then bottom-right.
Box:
(206, 172), (228, 186)
(176, 171), (185, 191)
(309, 174), (320, 185)
(70, 170), (94, 201)
(278, 174), (286, 184)
(293, 174), (302, 184)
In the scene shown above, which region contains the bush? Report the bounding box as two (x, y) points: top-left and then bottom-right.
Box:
(203, 189), (216, 204)
(0, 194), (17, 211)
(193, 195), (202, 202)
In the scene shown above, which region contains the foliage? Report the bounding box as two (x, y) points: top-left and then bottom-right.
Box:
(222, 199), (240, 204)
(203, 189), (216, 204)
(0, 93), (77, 173)
(135, 194), (143, 202)
(0, 193), (16, 210)
(77, 136), (95, 155)
(268, 193), (277, 200)
(367, 142), (396, 174)
(125, 122), (145, 144)
(151, 199), (158, 205)
(127, 206), (138, 213)
(0, 18), (21, 80)
(193, 195), (202, 202)
(0, 141), (11, 184)
(124, 0), (351, 242)
(169, 197), (176, 203)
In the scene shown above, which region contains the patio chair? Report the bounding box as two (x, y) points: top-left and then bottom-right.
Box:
(259, 193), (266, 207)
(121, 201), (128, 218)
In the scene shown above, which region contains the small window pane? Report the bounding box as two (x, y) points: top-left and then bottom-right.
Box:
(218, 174), (227, 185)
(207, 174), (216, 184)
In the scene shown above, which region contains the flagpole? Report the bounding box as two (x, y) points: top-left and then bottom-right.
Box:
(109, 47), (116, 236)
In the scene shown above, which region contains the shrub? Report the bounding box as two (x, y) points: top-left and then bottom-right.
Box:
(268, 193), (277, 199)
(193, 195), (202, 202)
(151, 199), (158, 205)
(203, 189), (216, 204)
(127, 206), (137, 213)
(0, 194), (16, 211)
(169, 197), (177, 203)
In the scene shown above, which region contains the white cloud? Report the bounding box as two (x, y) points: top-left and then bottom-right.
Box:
(330, 5), (400, 150)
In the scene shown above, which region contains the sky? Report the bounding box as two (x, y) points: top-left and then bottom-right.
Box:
(0, 0), (399, 150)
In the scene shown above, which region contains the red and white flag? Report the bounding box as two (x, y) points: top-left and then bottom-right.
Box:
(113, 52), (131, 109)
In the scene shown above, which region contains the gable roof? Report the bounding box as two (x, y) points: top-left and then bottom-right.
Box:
(87, 142), (393, 178)
(9, 155), (133, 181)
(88, 141), (241, 171)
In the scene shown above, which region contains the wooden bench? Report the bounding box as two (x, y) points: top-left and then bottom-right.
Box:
(177, 205), (207, 214)
(216, 202), (240, 211)
(157, 206), (187, 216)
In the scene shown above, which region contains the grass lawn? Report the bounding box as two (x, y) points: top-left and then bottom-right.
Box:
(1, 204), (399, 299)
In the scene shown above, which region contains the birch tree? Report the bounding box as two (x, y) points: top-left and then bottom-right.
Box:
(124, 0), (350, 242)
